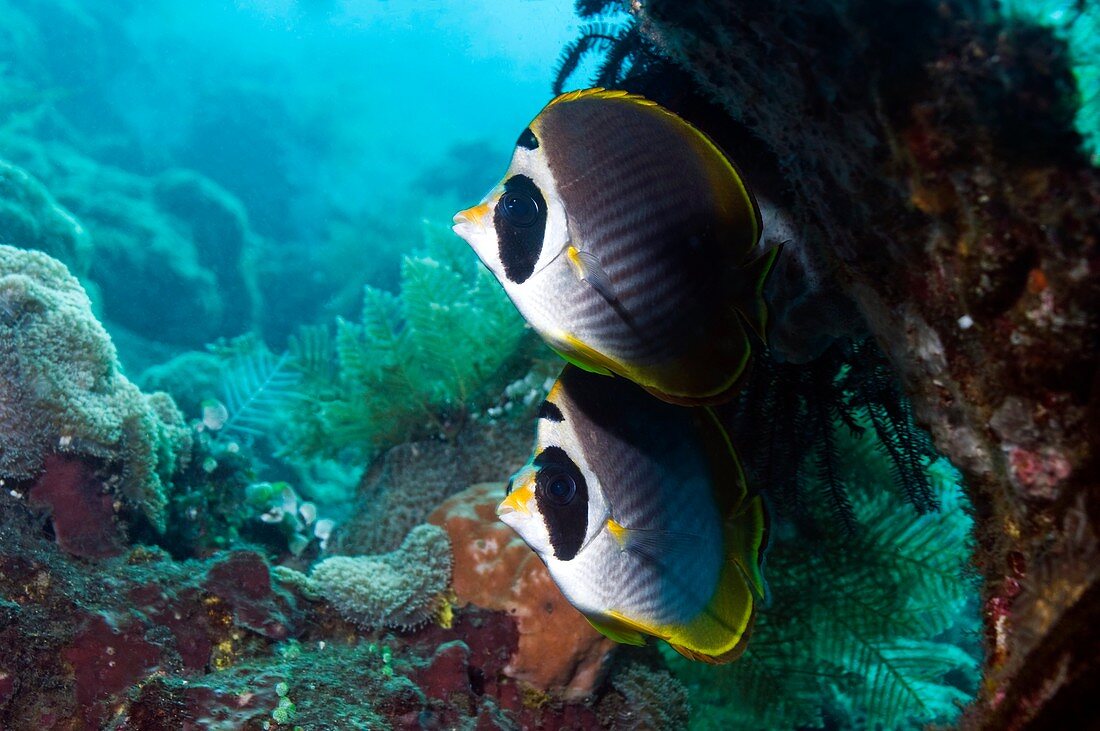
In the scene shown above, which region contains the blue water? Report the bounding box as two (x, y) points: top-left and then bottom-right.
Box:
(93, 0), (583, 236)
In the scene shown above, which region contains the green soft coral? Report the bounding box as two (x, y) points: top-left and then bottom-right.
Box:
(677, 423), (980, 731)
(0, 244), (190, 530)
(288, 222), (531, 461)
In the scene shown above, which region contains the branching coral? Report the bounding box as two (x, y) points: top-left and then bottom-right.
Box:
(0, 244), (191, 530)
(278, 523), (452, 631)
(673, 425), (979, 730)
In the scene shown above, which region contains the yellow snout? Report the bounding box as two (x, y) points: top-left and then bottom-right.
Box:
(452, 201), (492, 230)
(496, 479), (535, 518)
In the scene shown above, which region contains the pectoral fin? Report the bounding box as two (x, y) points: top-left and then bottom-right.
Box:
(567, 246), (644, 335)
(606, 518), (697, 566)
(568, 247), (614, 300)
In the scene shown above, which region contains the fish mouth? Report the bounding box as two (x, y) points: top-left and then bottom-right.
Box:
(496, 480), (535, 519)
(452, 201), (491, 240)
(451, 210), (473, 238)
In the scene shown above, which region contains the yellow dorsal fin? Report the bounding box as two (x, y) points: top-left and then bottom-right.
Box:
(545, 87), (658, 109)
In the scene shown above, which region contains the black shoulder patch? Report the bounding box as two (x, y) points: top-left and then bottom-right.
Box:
(517, 127), (539, 150)
(533, 446), (588, 561)
(537, 400), (564, 423)
(494, 174), (547, 284)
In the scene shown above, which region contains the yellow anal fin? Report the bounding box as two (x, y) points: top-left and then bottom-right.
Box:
(586, 613), (650, 647)
(658, 482), (764, 664)
(554, 332), (632, 379)
(622, 322), (752, 406)
(732, 245), (781, 342)
(550, 344), (613, 376)
(670, 640), (744, 665)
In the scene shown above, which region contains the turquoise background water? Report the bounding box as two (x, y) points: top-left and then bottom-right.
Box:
(51, 0), (582, 239)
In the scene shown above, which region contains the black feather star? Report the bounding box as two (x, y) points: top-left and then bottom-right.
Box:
(552, 18), (658, 95)
(725, 337), (940, 534)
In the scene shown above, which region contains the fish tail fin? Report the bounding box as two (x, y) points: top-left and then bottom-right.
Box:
(731, 244), (782, 342)
(729, 492), (770, 606)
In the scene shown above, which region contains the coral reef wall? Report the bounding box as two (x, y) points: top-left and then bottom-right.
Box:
(629, 0), (1098, 726)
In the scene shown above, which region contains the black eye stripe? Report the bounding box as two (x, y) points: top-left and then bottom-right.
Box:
(517, 127), (539, 150)
(494, 174), (546, 284)
(537, 400), (564, 423)
(505, 477), (515, 496)
(533, 446), (588, 561)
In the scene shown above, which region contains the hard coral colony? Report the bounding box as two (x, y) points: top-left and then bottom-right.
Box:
(0, 1), (1096, 730)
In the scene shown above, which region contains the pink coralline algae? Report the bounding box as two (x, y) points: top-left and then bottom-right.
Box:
(62, 613), (162, 727)
(1006, 445), (1073, 500)
(27, 455), (124, 559)
(429, 482), (617, 699)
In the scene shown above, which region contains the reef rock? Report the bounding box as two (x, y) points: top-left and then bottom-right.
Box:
(429, 482), (616, 699)
(0, 159), (90, 275)
(0, 133), (265, 352)
(152, 169), (262, 334)
(333, 417), (534, 555)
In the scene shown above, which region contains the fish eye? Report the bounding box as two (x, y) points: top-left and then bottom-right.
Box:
(500, 191), (540, 228)
(540, 469), (576, 506)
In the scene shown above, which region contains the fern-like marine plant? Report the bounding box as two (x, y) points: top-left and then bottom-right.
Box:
(204, 334), (304, 445)
(673, 423), (980, 730)
(287, 222), (532, 462)
(220, 343), (303, 440)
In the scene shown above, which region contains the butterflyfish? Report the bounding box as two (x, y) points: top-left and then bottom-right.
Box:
(453, 88), (778, 405)
(497, 365), (769, 663)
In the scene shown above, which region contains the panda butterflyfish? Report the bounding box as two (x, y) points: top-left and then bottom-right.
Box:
(496, 364), (769, 664)
(453, 88), (778, 405)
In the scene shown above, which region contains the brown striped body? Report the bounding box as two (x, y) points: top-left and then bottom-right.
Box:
(453, 89), (772, 404)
